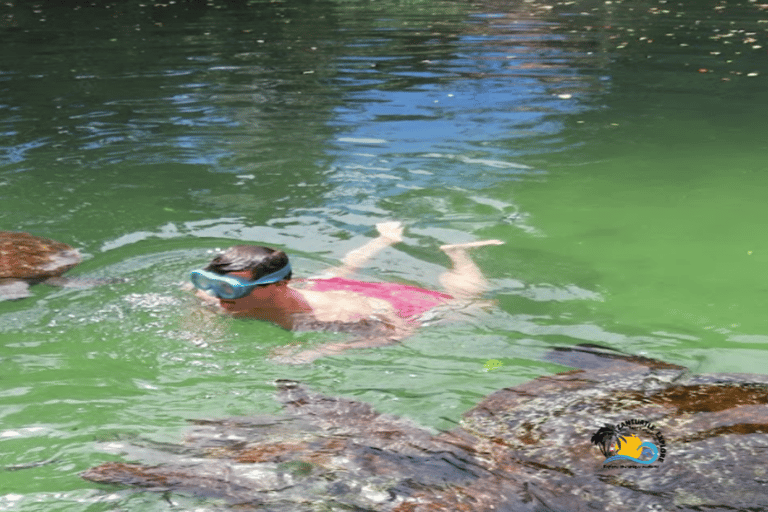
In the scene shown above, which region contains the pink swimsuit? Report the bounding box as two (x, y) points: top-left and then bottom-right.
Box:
(307, 277), (453, 321)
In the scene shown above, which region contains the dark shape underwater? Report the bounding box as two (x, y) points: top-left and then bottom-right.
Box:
(82, 345), (768, 511)
(0, 231), (82, 300)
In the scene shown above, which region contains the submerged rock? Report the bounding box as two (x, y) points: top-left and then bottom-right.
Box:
(82, 345), (768, 511)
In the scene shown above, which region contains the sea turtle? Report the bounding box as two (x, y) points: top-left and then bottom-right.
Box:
(0, 231), (82, 300)
(82, 345), (768, 511)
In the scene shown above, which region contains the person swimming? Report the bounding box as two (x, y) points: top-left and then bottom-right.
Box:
(190, 222), (502, 361)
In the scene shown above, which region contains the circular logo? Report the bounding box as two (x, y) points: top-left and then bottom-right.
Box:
(591, 419), (666, 467)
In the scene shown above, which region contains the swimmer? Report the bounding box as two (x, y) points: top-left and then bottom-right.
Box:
(190, 222), (502, 362)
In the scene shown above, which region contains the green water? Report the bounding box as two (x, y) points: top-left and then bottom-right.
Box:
(2, 0), (768, 509)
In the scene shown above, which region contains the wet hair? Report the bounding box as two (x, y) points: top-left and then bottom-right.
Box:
(204, 245), (292, 282)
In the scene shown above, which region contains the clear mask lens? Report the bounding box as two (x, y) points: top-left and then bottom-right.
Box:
(218, 282), (236, 299)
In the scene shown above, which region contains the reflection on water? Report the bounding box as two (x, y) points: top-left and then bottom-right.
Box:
(2, 0), (768, 509)
(1, 0), (602, 235)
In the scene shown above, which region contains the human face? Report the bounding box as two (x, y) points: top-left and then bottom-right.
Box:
(215, 269), (289, 320)
(189, 263), (292, 299)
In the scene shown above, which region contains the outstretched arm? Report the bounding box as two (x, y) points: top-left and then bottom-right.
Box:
(327, 221), (404, 278)
(271, 328), (412, 365)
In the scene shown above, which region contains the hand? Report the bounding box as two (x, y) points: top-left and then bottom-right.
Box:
(272, 348), (324, 365)
(375, 221), (404, 243)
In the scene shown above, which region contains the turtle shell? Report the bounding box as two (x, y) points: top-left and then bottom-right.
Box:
(0, 231), (81, 280)
(82, 347), (768, 511)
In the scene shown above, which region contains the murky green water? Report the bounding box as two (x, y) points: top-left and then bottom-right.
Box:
(2, 0), (768, 509)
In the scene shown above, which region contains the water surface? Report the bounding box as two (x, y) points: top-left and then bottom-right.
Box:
(2, 0), (768, 509)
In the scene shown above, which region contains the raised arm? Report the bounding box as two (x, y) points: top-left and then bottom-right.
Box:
(327, 221), (404, 278)
(271, 327), (413, 365)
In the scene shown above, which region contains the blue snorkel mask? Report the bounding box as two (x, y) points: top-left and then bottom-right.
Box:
(190, 263), (292, 300)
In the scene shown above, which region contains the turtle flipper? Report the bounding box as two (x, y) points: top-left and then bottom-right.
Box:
(0, 279), (32, 301)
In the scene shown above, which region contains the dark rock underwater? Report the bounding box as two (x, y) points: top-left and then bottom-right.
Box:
(82, 345), (768, 511)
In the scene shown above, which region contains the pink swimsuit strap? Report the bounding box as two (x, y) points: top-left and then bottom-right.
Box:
(307, 277), (453, 321)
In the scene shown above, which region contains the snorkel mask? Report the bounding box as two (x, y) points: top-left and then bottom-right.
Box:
(190, 263), (292, 300)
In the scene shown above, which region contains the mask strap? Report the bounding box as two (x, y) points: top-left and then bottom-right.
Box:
(252, 262), (292, 285)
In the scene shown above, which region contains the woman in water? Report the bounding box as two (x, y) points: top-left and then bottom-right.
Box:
(190, 222), (502, 362)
